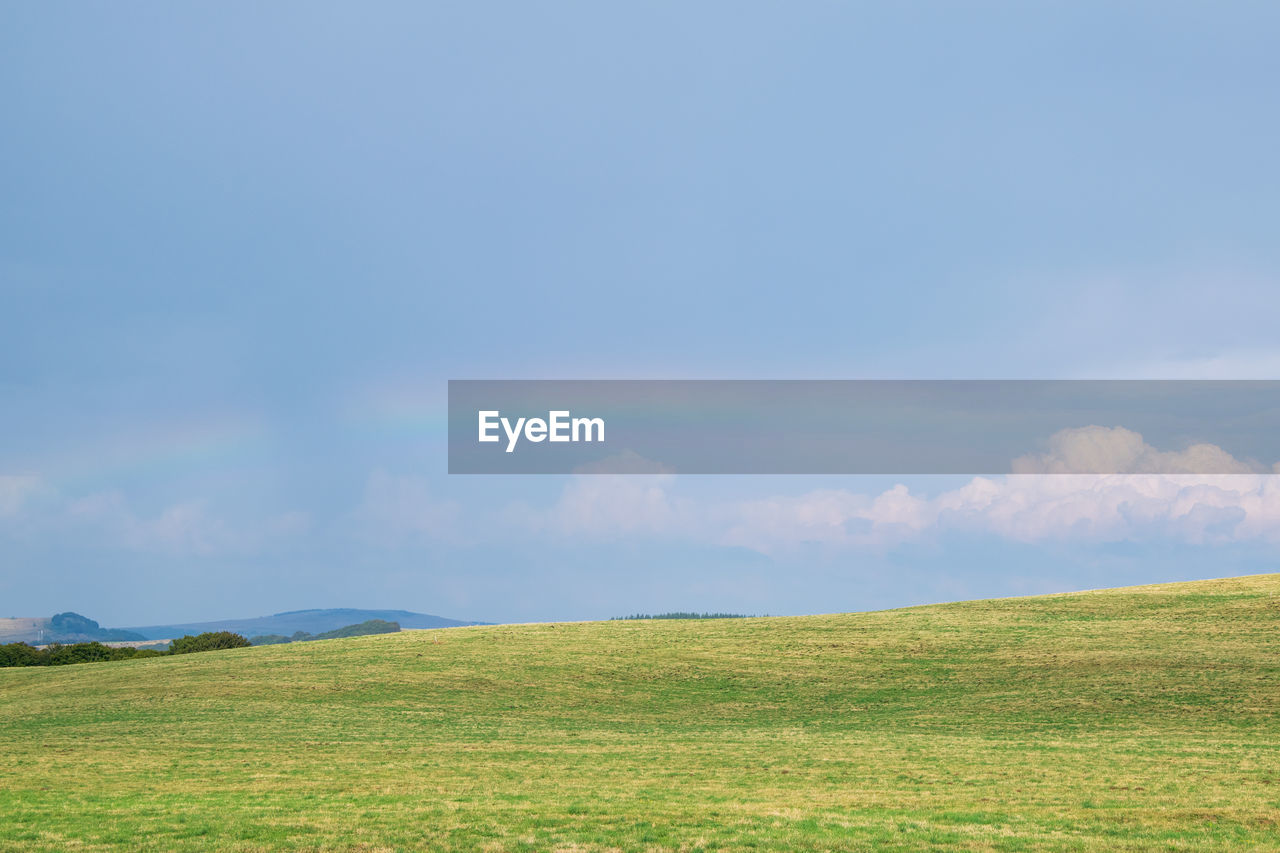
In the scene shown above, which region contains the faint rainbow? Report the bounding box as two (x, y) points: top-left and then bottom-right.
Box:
(38, 412), (275, 494)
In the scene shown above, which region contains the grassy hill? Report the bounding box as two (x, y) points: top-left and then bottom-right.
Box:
(1, 575), (1278, 851)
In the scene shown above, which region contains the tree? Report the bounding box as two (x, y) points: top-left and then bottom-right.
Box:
(0, 642), (47, 667)
(169, 632), (251, 654)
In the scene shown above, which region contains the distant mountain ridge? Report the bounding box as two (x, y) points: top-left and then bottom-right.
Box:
(125, 608), (486, 641)
(0, 613), (147, 645)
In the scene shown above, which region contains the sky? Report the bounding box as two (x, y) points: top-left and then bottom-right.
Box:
(3, 2), (1279, 627)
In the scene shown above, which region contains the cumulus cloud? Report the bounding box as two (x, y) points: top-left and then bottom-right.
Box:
(521, 474), (685, 539)
(523, 428), (1280, 554)
(1012, 426), (1268, 474)
(721, 474), (1280, 553)
(510, 452), (688, 539)
(722, 485), (932, 551)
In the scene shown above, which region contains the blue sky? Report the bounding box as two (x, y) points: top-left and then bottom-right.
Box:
(3, 3), (1279, 626)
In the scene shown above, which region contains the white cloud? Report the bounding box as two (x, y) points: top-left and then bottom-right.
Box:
(712, 474), (1280, 553)
(1012, 426), (1269, 474)
(935, 474), (1278, 545)
(524, 474), (685, 539)
(521, 429), (1280, 554)
(511, 452), (687, 539)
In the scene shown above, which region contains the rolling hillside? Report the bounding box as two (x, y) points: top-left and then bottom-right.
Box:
(2, 575), (1278, 851)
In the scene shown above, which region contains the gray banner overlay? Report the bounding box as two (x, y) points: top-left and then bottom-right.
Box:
(448, 380), (1280, 474)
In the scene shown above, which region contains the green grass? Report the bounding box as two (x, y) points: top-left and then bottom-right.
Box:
(2, 574), (1279, 851)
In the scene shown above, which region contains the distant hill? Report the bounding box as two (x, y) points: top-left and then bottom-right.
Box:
(125, 608), (486, 640)
(251, 618), (403, 646)
(0, 612), (147, 644)
(0, 618), (46, 643)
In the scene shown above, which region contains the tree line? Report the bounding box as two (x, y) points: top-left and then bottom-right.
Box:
(1, 619), (404, 668)
(0, 631), (251, 668)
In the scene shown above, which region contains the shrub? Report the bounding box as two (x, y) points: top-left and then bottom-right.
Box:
(1, 642), (173, 667)
(169, 632), (251, 654)
(0, 642), (48, 667)
(48, 642), (115, 665)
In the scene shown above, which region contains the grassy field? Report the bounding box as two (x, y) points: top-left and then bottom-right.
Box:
(1, 575), (1278, 851)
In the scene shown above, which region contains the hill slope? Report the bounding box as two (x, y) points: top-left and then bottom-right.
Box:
(2, 575), (1279, 851)
(124, 607), (485, 640)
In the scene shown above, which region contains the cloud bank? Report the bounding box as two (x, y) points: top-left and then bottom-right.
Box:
(530, 428), (1280, 553)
